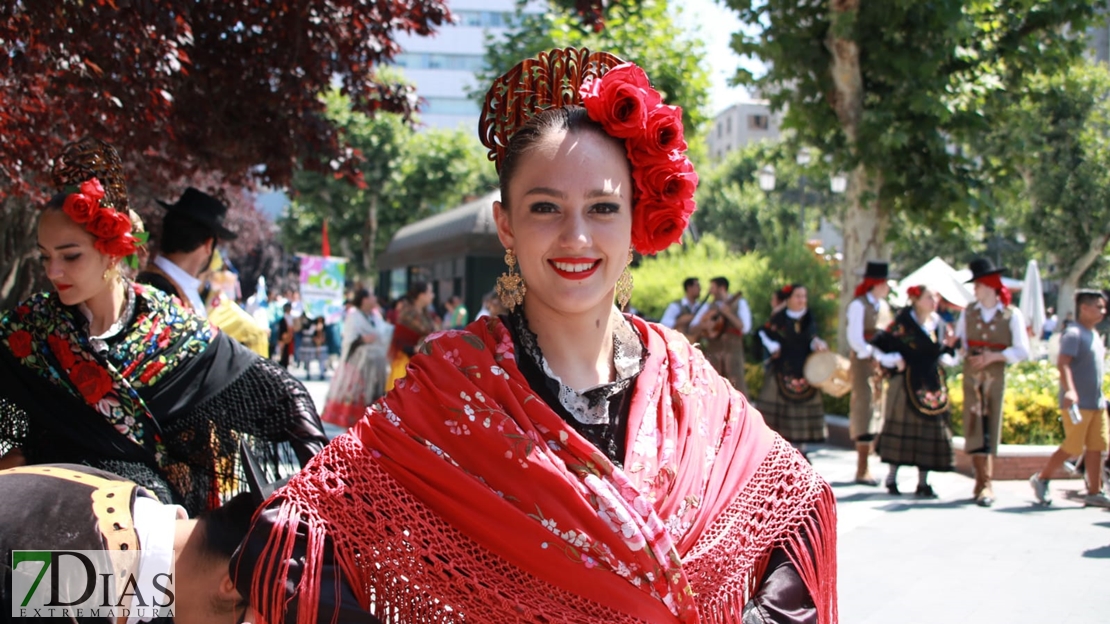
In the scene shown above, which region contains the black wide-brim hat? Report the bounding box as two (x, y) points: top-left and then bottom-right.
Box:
(157, 187), (238, 240)
(855, 261), (896, 280)
(966, 257), (1005, 282)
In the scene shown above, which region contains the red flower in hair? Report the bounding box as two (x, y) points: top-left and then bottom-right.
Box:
(7, 330), (33, 359)
(62, 192), (100, 224)
(95, 233), (139, 258)
(632, 198), (692, 255)
(79, 178), (105, 200)
(581, 64), (661, 140)
(629, 105), (687, 160)
(906, 285), (924, 301)
(70, 361), (113, 404)
(782, 285), (795, 296)
(634, 160), (698, 204)
(87, 209), (132, 240)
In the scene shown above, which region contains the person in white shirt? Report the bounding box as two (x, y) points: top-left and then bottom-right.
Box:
(691, 276), (752, 395)
(845, 261), (894, 486)
(955, 258), (1031, 507)
(136, 187), (239, 318)
(659, 276), (704, 340)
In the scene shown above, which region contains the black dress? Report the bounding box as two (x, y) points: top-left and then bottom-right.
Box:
(757, 309), (827, 443)
(870, 308), (956, 471)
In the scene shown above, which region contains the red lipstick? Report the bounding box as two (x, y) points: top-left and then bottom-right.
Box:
(549, 258), (601, 281)
(56, 284), (73, 292)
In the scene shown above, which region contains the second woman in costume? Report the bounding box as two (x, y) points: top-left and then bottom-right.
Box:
(870, 285), (959, 497)
(321, 289), (391, 428)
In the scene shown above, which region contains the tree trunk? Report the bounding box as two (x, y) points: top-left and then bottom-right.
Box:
(0, 198), (41, 310)
(1055, 232), (1110, 320)
(827, 0), (889, 352)
(837, 168), (889, 352)
(363, 193), (379, 278)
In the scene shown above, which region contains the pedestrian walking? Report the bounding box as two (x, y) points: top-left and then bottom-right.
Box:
(1029, 289), (1110, 508)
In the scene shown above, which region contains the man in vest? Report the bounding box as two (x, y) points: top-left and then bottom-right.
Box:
(137, 187), (239, 318)
(659, 277), (704, 341)
(956, 258), (1031, 506)
(0, 464), (261, 623)
(846, 261), (894, 485)
(691, 276), (752, 395)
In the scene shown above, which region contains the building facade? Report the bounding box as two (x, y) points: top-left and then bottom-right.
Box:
(393, 0), (537, 130)
(706, 99), (782, 160)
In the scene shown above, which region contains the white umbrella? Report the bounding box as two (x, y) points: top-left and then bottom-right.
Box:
(1019, 259), (1046, 340)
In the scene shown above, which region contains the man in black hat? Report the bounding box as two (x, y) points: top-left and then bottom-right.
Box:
(137, 187), (239, 318)
(846, 261), (894, 485)
(954, 257), (1030, 506)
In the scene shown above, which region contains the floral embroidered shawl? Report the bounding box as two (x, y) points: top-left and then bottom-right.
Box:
(245, 315), (837, 623)
(0, 283), (212, 463)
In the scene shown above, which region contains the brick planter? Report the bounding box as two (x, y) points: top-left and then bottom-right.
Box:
(824, 415), (1078, 481)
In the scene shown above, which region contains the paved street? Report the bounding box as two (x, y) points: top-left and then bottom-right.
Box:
(298, 375), (1110, 623)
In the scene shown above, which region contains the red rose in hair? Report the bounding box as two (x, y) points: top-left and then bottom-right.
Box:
(87, 210), (132, 240)
(62, 192), (100, 224)
(47, 334), (77, 370)
(632, 199), (692, 255)
(95, 233), (138, 258)
(582, 63), (662, 139)
(70, 361), (113, 404)
(633, 159), (698, 204)
(628, 105), (686, 162)
(7, 330), (33, 359)
(79, 178), (106, 201)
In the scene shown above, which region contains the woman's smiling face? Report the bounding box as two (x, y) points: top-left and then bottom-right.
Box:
(494, 127), (632, 319)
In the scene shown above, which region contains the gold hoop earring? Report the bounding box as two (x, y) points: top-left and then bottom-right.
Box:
(616, 249), (634, 310)
(496, 249), (526, 311)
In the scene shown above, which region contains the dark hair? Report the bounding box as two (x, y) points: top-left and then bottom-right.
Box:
(1075, 289), (1106, 309)
(44, 192), (68, 210)
(159, 211), (218, 254)
(352, 288), (372, 308)
(194, 492), (260, 562)
(498, 106), (620, 207)
(710, 276), (729, 291)
(405, 281), (430, 302)
(683, 277), (700, 291)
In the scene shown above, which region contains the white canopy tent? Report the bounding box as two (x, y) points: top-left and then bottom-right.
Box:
(895, 256), (1025, 309)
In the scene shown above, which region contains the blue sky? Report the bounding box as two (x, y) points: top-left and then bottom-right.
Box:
(674, 0), (764, 114)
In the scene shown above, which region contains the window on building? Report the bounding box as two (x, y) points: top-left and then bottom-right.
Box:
(748, 114), (770, 130)
(392, 53), (485, 72)
(726, 117), (732, 134)
(455, 10), (513, 28)
(717, 123), (722, 138)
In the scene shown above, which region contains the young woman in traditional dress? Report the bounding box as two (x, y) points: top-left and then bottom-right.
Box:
(0, 138), (327, 515)
(757, 284), (831, 455)
(383, 280), (437, 391)
(320, 288), (391, 428)
(870, 285), (960, 498)
(231, 48), (837, 624)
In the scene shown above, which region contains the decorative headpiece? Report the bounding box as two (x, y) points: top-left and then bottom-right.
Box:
(479, 47), (698, 255)
(50, 137), (144, 265)
(906, 285), (925, 301)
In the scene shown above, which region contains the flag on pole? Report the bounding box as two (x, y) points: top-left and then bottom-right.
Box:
(321, 218), (331, 257)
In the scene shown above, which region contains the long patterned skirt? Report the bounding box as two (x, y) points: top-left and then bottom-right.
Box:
(322, 346), (389, 429)
(757, 375), (827, 443)
(875, 374), (954, 471)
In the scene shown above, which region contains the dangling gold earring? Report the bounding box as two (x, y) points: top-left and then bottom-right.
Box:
(496, 249), (526, 311)
(616, 249), (634, 310)
(102, 267), (112, 282)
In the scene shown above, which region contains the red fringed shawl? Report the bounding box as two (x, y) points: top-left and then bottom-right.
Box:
(247, 316), (837, 623)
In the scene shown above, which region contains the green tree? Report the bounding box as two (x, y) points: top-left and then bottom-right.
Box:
(723, 0), (1106, 349)
(695, 142), (847, 253)
(979, 61), (1110, 318)
(477, 0), (711, 144)
(281, 91), (495, 279)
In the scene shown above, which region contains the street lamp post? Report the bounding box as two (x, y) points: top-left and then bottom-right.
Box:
(796, 149), (811, 238)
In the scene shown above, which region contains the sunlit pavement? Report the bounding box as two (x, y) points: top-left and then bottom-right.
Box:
(299, 376), (1110, 623)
